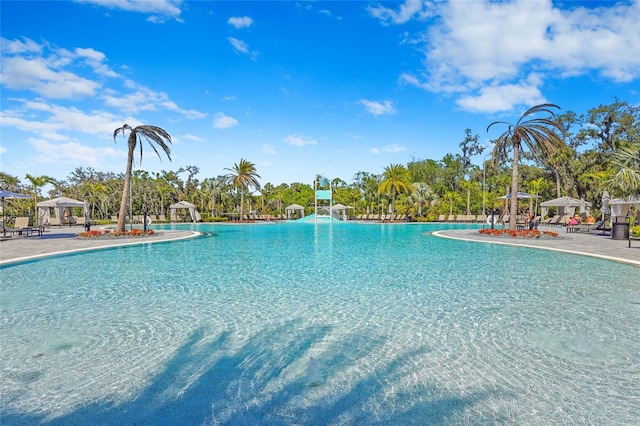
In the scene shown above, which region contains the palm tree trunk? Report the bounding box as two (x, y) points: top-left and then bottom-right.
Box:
(555, 164), (562, 198)
(239, 189), (245, 222)
(510, 144), (520, 230)
(116, 147), (135, 232)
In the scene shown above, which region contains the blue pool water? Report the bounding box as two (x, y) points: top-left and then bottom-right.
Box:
(1, 222), (639, 425)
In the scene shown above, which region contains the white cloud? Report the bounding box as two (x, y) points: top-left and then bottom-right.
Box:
(262, 143), (276, 154)
(28, 137), (122, 166)
(102, 80), (205, 119)
(284, 133), (317, 146)
(359, 99), (396, 116)
(213, 113), (238, 129)
(1, 56), (100, 99)
(382, 144), (406, 153)
(228, 16), (253, 29)
(383, 0), (640, 113)
(75, 0), (183, 23)
(227, 37), (258, 59)
(370, 147), (380, 154)
(367, 0), (436, 25)
(456, 80), (547, 114)
(181, 134), (205, 142)
(228, 37), (250, 54)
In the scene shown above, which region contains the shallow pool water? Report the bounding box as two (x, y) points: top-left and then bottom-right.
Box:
(1, 222), (639, 425)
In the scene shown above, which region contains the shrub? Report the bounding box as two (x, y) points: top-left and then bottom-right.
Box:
(478, 229), (557, 239)
(631, 225), (640, 237)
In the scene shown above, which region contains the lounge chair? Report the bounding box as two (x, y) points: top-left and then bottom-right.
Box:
(557, 215), (570, 226)
(159, 214), (167, 222)
(566, 223), (597, 233)
(476, 214), (487, 223)
(10, 217), (43, 236)
(541, 215), (559, 226)
(437, 214), (445, 222)
(111, 215), (118, 223)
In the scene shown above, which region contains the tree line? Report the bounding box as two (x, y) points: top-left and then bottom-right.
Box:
(1, 99), (638, 229)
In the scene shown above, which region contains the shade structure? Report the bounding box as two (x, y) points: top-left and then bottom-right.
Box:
(608, 195), (640, 218)
(284, 204), (305, 219)
(37, 197), (88, 226)
(169, 201), (201, 222)
(540, 196), (591, 218)
(1, 190), (32, 235)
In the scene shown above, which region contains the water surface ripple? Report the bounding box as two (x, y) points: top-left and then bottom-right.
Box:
(1, 222), (638, 425)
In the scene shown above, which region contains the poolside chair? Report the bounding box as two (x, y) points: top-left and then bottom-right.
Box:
(476, 214), (487, 223)
(557, 215), (570, 226)
(49, 217), (61, 226)
(437, 214), (445, 222)
(9, 217), (43, 236)
(111, 215), (118, 223)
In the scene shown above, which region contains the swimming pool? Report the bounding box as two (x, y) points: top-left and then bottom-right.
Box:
(1, 222), (638, 424)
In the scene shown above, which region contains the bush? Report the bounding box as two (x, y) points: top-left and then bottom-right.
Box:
(631, 225), (640, 237)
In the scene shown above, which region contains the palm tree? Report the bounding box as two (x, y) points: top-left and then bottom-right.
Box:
(526, 177), (545, 217)
(224, 159), (261, 222)
(410, 182), (435, 217)
(25, 173), (56, 223)
(113, 124), (171, 233)
(607, 142), (640, 196)
(378, 164), (413, 218)
(487, 104), (565, 230)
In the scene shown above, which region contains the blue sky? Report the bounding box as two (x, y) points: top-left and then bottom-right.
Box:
(1, 0), (639, 187)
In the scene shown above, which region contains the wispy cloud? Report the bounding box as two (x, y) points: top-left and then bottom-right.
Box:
(284, 133), (317, 146)
(359, 99), (396, 117)
(74, 0), (183, 23)
(228, 37), (258, 59)
(262, 143), (276, 154)
(370, 144), (406, 155)
(213, 112), (238, 129)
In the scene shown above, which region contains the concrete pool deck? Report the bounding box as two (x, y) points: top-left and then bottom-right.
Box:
(0, 225), (638, 267)
(0, 227), (200, 265)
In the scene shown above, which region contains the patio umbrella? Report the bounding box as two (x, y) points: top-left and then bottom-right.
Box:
(601, 191), (611, 220)
(1, 189), (31, 236)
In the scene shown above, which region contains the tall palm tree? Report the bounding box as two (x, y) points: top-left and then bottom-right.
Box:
(224, 159), (261, 222)
(487, 104), (565, 230)
(113, 124), (171, 233)
(378, 164), (413, 217)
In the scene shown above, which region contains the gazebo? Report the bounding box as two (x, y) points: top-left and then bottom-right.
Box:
(37, 197), (88, 226)
(540, 196), (591, 218)
(331, 203), (353, 220)
(284, 204), (305, 219)
(169, 201), (201, 222)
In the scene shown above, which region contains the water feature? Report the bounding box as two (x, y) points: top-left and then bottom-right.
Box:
(1, 222), (638, 424)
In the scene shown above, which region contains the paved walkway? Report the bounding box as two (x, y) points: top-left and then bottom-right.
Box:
(1, 226), (638, 267)
(0, 227), (200, 265)
(434, 229), (640, 267)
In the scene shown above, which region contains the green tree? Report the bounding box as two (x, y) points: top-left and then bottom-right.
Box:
(225, 159), (261, 222)
(378, 164), (413, 217)
(487, 104), (565, 230)
(113, 124), (172, 233)
(24, 173), (56, 222)
(607, 142), (640, 197)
